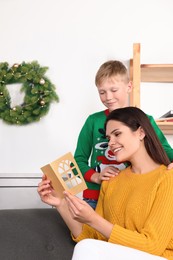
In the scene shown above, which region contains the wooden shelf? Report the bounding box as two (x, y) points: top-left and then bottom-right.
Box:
(156, 122), (173, 135)
(130, 43), (173, 135)
(141, 64), (173, 82)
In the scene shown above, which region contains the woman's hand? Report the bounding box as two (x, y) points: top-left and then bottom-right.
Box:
(37, 175), (62, 207)
(38, 177), (84, 238)
(64, 191), (113, 238)
(63, 191), (96, 224)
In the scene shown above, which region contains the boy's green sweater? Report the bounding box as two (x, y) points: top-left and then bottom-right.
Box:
(74, 109), (173, 200)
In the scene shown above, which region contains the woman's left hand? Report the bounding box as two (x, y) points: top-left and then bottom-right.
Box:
(63, 191), (96, 224)
(64, 191), (114, 239)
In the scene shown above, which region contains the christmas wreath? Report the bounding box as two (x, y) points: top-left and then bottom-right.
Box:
(0, 61), (59, 125)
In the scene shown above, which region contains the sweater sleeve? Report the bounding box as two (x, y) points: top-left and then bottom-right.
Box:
(148, 115), (173, 161)
(74, 115), (96, 180)
(108, 171), (173, 256)
(72, 224), (106, 243)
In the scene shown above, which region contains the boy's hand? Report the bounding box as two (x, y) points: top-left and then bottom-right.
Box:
(99, 166), (120, 181)
(167, 162), (173, 170)
(91, 166), (120, 184)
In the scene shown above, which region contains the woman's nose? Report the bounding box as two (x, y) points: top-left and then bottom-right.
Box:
(108, 138), (113, 146)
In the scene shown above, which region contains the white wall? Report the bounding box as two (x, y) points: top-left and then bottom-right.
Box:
(0, 0), (173, 176)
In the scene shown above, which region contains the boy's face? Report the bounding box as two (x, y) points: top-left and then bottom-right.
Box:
(97, 75), (132, 112)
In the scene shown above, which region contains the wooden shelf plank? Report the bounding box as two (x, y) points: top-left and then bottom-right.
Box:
(156, 122), (173, 135)
(131, 43), (173, 135)
(141, 64), (173, 82)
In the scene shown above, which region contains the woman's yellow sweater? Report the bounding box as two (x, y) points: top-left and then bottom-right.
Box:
(73, 165), (173, 260)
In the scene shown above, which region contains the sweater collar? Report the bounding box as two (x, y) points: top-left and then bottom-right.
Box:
(104, 109), (109, 116)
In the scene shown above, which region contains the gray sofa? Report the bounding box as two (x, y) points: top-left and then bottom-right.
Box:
(0, 208), (75, 260)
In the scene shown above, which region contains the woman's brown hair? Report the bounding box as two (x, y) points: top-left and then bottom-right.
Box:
(105, 107), (170, 166)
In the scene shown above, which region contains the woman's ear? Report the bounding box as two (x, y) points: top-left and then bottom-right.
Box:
(139, 126), (145, 141)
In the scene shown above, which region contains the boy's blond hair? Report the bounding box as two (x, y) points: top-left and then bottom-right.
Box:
(95, 60), (129, 86)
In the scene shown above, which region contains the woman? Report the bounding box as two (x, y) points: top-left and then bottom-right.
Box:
(38, 107), (173, 260)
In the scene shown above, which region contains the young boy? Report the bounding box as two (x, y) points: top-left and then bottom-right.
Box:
(74, 60), (173, 209)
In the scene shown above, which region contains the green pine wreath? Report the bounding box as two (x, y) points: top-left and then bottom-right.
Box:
(0, 61), (59, 125)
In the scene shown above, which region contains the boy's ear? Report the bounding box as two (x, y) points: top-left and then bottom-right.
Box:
(127, 81), (133, 93)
